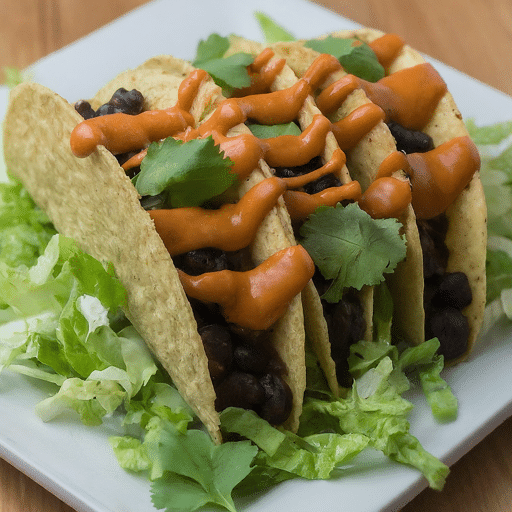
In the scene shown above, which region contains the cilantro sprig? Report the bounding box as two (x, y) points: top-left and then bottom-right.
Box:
(299, 203), (407, 303)
(253, 14), (384, 82)
(151, 425), (257, 512)
(304, 36), (384, 82)
(133, 136), (238, 208)
(193, 34), (253, 93)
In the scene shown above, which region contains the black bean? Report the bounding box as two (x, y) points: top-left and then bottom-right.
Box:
(322, 293), (365, 388)
(274, 166), (304, 179)
(140, 193), (166, 210)
(233, 344), (269, 374)
(188, 298), (224, 329)
(228, 324), (272, 346)
(335, 358), (353, 389)
(424, 275), (443, 308)
(417, 217), (449, 278)
(199, 324), (233, 382)
(426, 307), (470, 361)
(258, 373), (293, 425)
(431, 272), (473, 310)
(74, 100), (96, 120)
(303, 173), (342, 195)
(177, 248), (229, 276)
(312, 268), (331, 296)
(328, 296), (366, 357)
(274, 155), (323, 179)
(215, 371), (266, 411)
(387, 121), (434, 154)
(95, 88), (144, 117)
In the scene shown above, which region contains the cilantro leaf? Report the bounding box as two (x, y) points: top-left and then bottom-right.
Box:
(197, 53), (254, 92)
(304, 36), (384, 82)
(247, 121), (302, 138)
(194, 33), (230, 63)
(150, 425), (257, 512)
(299, 203), (406, 303)
(133, 136), (237, 208)
(193, 33), (253, 92)
(254, 12), (296, 44)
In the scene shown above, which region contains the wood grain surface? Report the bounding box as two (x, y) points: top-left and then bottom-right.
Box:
(1, 1), (511, 511)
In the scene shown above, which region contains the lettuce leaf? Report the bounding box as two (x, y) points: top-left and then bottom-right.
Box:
(0, 179), (56, 268)
(0, 233), (158, 425)
(300, 356), (449, 491)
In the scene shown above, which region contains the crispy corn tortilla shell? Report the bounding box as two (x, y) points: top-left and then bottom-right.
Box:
(91, 55), (221, 120)
(3, 81), (222, 443)
(225, 122), (307, 431)
(4, 54), (308, 437)
(227, 35), (377, 395)
(314, 28), (487, 360)
(95, 56), (308, 432)
(270, 40), (427, 347)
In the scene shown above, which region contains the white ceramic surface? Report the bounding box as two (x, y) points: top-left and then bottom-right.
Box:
(1, 1), (512, 511)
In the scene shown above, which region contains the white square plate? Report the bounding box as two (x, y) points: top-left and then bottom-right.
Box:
(1, 1), (512, 511)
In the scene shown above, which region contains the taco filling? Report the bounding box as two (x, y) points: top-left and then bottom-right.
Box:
(270, 32), (484, 362)
(68, 74), (322, 428)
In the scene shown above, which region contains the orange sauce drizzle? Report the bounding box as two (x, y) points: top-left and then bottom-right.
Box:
(316, 63), (448, 131)
(368, 34), (405, 70)
(70, 108), (195, 158)
(178, 245), (315, 331)
(358, 177), (412, 219)
(149, 177), (287, 256)
(281, 148), (346, 189)
(231, 48), (286, 97)
(284, 181), (362, 221)
(375, 137), (480, 219)
(331, 103), (385, 150)
(69, 37), (480, 329)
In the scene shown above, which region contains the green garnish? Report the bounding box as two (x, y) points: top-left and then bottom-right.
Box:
(150, 425), (257, 512)
(193, 33), (253, 93)
(133, 136), (238, 208)
(304, 36), (385, 82)
(247, 121), (302, 138)
(254, 12), (296, 44)
(486, 247), (512, 304)
(2, 66), (26, 88)
(0, 179), (57, 267)
(300, 203), (407, 303)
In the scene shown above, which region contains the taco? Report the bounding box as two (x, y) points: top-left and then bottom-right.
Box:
(220, 35), (411, 395)
(270, 29), (486, 364)
(2, 55), (318, 442)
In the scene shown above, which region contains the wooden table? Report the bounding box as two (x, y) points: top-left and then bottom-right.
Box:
(1, 1), (511, 511)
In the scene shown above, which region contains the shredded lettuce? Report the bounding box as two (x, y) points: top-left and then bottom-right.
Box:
(471, 119), (512, 322)
(0, 179), (57, 268)
(0, 233), (159, 425)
